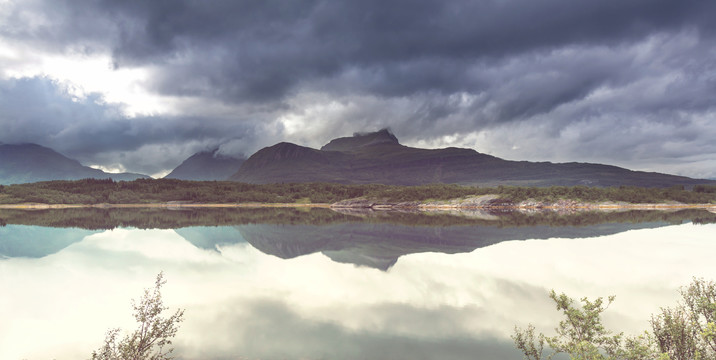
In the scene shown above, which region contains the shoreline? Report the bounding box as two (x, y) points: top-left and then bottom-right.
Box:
(1, 202), (714, 211)
(0, 203), (333, 209)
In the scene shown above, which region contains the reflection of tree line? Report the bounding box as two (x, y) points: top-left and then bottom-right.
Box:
(0, 208), (353, 230)
(0, 207), (714, 230)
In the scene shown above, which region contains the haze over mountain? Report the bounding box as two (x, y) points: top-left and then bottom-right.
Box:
(164, 148), (245, 181)
(0, 144), (149, 185)
(230, 129), (715, 187)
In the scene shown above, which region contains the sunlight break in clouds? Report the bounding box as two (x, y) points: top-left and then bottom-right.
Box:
(0, 46), (167, 117)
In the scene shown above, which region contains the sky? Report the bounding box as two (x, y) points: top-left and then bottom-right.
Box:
(1, 0), (715, 179)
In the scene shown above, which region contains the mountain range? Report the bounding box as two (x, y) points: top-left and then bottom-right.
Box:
(2, 130), (715, 187)
(0, 143), (147, 185)
(229, 129), (714, 187)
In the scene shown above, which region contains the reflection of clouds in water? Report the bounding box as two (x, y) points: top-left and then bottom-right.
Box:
(1, 224), (715, 359)
(79, 228), (221, 262)
(181, 298), (521, 360)
(0, 228), (238, 360)
(464, 224), (716, 335)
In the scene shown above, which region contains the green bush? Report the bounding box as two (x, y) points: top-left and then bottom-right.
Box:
(514, 278), (716, 360)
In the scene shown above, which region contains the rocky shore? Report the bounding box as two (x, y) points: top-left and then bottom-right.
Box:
(329, 195), (716, 211)
(1, 196), (714, 212)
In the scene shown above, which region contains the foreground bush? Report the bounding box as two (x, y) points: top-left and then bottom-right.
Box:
(513, 278), (716, 360)
(91, 272), (185, 360)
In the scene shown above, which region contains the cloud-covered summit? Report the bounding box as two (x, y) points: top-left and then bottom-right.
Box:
(1, 0), (715, 178)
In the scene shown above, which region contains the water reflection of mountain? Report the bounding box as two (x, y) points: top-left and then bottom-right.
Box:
(174, 226), (246, 250)
(0, 225), (99, 258)
(1, 208), (715, 266)
(175, 208), (716, 270)
(236, 220), (667, 270)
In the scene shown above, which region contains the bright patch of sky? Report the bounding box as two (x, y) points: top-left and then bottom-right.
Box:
(0, 44), (166, 117)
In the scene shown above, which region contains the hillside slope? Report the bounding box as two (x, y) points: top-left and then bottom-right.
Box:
(0, 143), (148, 185)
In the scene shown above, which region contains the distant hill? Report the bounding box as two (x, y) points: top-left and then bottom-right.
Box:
(230, 129), (716, 187)
(165, 148), (245, 181)
(0, 143), (149, 185)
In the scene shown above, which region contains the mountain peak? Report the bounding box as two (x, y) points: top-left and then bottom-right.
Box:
(164, 148), (246, 181)
(320, 128), (400, 152)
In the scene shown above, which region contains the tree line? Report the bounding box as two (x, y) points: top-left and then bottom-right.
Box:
(0, 178), (715, 205)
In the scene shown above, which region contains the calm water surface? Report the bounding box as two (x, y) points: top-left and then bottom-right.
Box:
(1, 208), (715, 360)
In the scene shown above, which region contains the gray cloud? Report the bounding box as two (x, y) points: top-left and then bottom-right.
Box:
(110, 0), (716, 104)
(0, 77), (257, 175)
(180, 298), (523, 360)
(6, 0), (715, 102)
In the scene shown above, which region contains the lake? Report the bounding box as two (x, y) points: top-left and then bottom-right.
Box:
(1, 207), (715, 359)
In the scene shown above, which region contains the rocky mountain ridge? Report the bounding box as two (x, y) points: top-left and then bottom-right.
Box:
(230, 129), (715, 187)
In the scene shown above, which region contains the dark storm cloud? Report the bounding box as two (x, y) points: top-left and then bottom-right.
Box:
(7, 0), (714, 104)
(118, 0), (716, 104)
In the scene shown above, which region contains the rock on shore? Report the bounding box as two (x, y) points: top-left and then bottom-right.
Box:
(330, 195), (504, 209)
